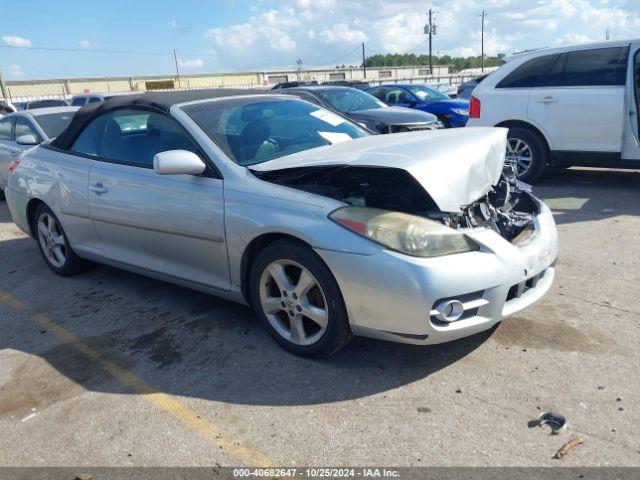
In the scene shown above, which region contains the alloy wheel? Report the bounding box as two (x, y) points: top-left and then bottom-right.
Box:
(506, 138), (533, 175)
(37, 212), (67, 268)
(258, 260), (329, 346)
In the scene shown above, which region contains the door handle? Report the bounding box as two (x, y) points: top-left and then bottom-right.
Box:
(537, 96), (559, 104)
(10, 150), (20, 156)
(89, 183), (108, 195)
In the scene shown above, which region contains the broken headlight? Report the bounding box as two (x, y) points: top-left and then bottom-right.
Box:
(330, 207), (479, 257)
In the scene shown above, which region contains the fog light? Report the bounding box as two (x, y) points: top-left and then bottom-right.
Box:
(433, 299), (465, 322)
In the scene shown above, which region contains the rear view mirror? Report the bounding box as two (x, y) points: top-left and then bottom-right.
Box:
(16, 134), (38, 146)
(153, 150), (206, 176)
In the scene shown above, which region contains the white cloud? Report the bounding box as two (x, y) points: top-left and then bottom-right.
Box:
(2, 35), (31, 48)
(177, 58), (204, 68)
(8, 65), (23, 76)
(78, 40), (91, 48)
(202, 0), (640, 70)
(320, 24), (368, 44)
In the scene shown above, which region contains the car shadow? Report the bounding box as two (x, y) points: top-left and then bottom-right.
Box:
(533, 167), (640, 225)
(0, 234), (492, 407)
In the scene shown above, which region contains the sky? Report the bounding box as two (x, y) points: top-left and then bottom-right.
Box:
(1, 0), (640, 80)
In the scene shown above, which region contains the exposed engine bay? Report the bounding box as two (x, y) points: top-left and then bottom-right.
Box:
(255, 163), (538, 243)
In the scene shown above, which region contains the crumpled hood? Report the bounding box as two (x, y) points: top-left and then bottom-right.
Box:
(251, 127), (508, 213)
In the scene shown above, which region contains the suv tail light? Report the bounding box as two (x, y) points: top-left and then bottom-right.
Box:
(469, 96), (481, 119)
(7, 159), (20, 178)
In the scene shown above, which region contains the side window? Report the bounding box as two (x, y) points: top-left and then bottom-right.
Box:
(563, 47), (628, 87)
(88, 97), (102, 104)
(71, 113), (109, 157)
(72, 109), (200, 168)
(385, 88), (410, 103)
(367, 88), (385, 101)
(0, 118), (14, 141)
(71, 97), (86, 107)
(496, 54), (563, 88)
(15, 117), (41, 142)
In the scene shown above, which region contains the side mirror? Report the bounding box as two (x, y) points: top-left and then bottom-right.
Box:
(153, 150), (206, 176)
(16, 134), (38, 146)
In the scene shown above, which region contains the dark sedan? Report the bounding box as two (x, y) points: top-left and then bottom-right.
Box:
(367, 84), (469, 128)
(284, 86), (440, 134)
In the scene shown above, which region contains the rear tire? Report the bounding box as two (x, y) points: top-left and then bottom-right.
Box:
(436, 116), (451, 129)
(505, 127), (548, 182)
(249, 239), (352, 357)
(33, 204), (84, 276)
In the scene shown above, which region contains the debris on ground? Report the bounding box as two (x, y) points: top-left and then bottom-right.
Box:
(536, 411), (567, 434)
(553, 436), (583, 459)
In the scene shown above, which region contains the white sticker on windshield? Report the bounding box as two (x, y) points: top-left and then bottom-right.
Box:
(318, 131), (352, 145)
(310, 109), (345, 126)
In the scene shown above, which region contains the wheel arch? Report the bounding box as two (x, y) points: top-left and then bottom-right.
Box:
(26, 197), (45, 237)
(240, 232), (315, 305)
(495, 120), (552, 163)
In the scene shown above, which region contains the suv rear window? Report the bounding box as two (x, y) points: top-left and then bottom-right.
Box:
(496, 54), (563, 88)
(497, 46), (628, 89)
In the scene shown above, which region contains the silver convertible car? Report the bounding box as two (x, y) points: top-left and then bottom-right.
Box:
(5, 90), (558, 357)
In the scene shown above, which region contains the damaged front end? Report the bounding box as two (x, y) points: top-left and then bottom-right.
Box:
(255, 162), (538, 245)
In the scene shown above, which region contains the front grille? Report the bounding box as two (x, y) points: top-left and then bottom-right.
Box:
(434, 290), (485, 306)
(506, 269), (547, 302)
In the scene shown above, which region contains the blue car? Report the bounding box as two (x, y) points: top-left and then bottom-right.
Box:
(367, 84), (469, 128)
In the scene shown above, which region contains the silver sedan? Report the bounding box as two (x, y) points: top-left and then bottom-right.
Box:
(0, 106), (79, 198)
(5, 90), (558, 357)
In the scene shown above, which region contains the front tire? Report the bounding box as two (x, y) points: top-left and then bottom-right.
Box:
(33, 204), (84, 276)
(249, 240), (352, 357)
(505, 127), (548, 182)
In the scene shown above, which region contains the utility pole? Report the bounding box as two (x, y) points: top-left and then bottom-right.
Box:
(0, 68), (8, 99)
(424, 10), (436, 75)
(362, 42), (367, 79)
(173, 49), (181, 88)
(605, 29), (610, 40)
(480, 11), (487, 72)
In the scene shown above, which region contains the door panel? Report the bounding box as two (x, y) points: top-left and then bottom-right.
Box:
(528, 86), (625, 152)
(0, 117), (17, 189)
(89, 162), (230, 290)
(622, 45), (640, 160)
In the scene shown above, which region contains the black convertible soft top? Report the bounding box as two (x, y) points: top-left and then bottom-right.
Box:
(51, 88), (268, 150)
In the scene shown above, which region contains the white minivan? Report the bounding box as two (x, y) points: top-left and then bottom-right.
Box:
(466, 39), (640, 181)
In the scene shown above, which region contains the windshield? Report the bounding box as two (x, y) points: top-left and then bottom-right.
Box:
(315, 89), (386, 112)
(406, 85), (449, 101)
(183, 97), (368, 166)
(35, 112), (76, 138)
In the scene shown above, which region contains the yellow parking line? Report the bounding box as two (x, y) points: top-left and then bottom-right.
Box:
(0, 290), (273, 467)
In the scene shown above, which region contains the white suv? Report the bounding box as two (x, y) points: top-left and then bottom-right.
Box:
(466, 39), (640, 181)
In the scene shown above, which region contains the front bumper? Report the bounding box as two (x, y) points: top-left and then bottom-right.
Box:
(315, 197), (558, 345)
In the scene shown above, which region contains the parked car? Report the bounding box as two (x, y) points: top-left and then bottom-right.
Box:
(24, 99), (69, 109)
(321, 80), (372, 90)
(0, 106), (79, 199)
(466, 39), (640, 181)
(430, 82), (457, 98)
(69, 92), (134, 107)
(457, 75), (488, 100)
(285, 86), (441, 133)
(367, 84), (469, 128)
(0, 100), (16, 117)
(5, 89), (558, 357)
(271, 80), (318, 90)
(70, 94), (109, 107)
